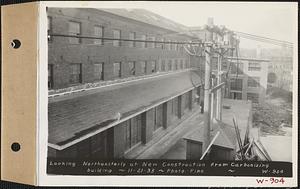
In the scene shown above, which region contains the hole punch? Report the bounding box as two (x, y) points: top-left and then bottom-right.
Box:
(11, 39), (21, 49)
(11, 142), (21, 152)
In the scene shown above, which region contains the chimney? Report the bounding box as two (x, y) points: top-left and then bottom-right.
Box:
(256, 45), (261, 58)
(207, 17), (214, 27)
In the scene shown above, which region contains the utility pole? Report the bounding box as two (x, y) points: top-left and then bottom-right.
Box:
(216, 48), (223, 121)
(202, 43), (212, 154)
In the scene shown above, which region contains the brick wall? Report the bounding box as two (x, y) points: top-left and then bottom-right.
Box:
(48, 8), (195, 89)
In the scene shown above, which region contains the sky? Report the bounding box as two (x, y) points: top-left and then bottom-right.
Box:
(48, 1), (298, 49)
(135, 2), (298, 49)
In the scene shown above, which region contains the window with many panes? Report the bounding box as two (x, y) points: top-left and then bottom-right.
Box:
(151, 61), (156, 73)
(128, 62), (135, 75)
(180, 59), (184, 69)
(69, 21), (81, 44)
(47, 17), (52, 42)
(140, 61), (146, 74)
(128, 32), (136, 47)
(113, 29), (121, 47)
(161, 60), (166, 71)
(141, 35), (146, 48)
(69, 63), (82, 84)
(113, 62), (121, 78)
(154, 105), (163, 131)
(248, 61), (261, 71)
(168, 60), (172, 71)
(161, 38), (165, 49)
(230, 78), (243, 91)
(174, 60), (178, 70)
(48, 64), (54, 89)
(166, 40), (171, 50)
(231, 63), (244, 74)
(124, 115), (142, 151)
(148, 36), (155, 48)
(94, 25), (104, 45)
(171, 97), (179, 117)
(94, 63), (104, 81)
(248, 77), (260, 88)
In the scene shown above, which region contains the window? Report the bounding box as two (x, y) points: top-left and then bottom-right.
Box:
(171, 97), (179, 117)
(161, 38), (165, 49)
(184, 93), (190, 110)
(248, 77), (260, 88)
(168, 60), (172, 71)
(140, 61), (146, 74)
(94, 63), (104, 81)
(150, 61), (156, 73)
(248, 61), (261, 71)
(180, 60), (184, 69)
(129, 32), (136, 47)
(174, 41), (178, 51)
(48, 64), (54, 89)
(154, 105), (163, 131)
(230, 78), (243, 91)
(166, 40), (171, 50)
(128, 62), (135, 75)
(94, 26), (103, 45)
(185, 59), (189, 68)
(247, 93), (259, 103)
(69, 64), (82, 84)
(124, 115), (142, 151)
(69, 21), (81, 44)
(161, 60), (166, 71)
(141, 35), (146, 48)
(47, 16), (52, 42)
(231, 63), (243, 74)
(113, 29), (121, 47)
(90, 132), (107, 158)
(148, 36), (155, 48)
(113, 62), (121, 78)
(174, 60), (178, 70)
(230, 92), (242, 100)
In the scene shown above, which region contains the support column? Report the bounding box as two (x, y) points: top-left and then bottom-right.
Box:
(203, 44), (212, 154)
(141, 110), (154, 144)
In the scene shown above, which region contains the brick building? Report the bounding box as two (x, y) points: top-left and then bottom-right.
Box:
(47, 8), (204, 159)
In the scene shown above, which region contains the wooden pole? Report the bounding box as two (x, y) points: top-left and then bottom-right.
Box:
(203, 44), (212, 153)
(217, 49), (223, 120)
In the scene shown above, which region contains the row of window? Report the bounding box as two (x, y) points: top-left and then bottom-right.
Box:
(47, 17), (186, 51)
(230, 91), (260, 102)
(123, 88), (199, 152)
(48, 59), (190, 89)
(230, 77), (260, 91)
(229, 62), (262, 74)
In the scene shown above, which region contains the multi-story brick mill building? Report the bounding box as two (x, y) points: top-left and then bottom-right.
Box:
(47, 8), (240, 159)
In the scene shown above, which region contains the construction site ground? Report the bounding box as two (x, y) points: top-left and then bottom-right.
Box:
(253, 86), (293, 162)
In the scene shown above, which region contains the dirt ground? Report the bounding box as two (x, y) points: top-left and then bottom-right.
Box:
(252, 86), (292, 136)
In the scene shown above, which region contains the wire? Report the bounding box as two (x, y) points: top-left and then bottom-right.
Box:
(234, 31), (293, 45)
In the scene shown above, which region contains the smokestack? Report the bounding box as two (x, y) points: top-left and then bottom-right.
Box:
(256, 45), (261, 58)
(207, 17), (214, 27)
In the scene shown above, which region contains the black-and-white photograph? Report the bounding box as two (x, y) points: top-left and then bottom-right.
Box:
(46, 2), (296, 176)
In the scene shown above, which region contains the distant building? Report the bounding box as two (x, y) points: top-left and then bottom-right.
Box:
(225, 57), (269, 103)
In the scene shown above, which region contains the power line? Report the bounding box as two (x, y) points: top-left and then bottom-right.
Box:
(234, 31), (293, 45)
(238, 35), (293, 48)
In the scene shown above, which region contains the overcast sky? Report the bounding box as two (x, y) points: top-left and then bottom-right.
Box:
(49, 1), (298, 49)
(133, 2), (298, 49)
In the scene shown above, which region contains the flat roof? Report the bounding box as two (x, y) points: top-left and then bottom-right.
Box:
(48, 70), (202, 147)
(184, 99), (252, 150)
